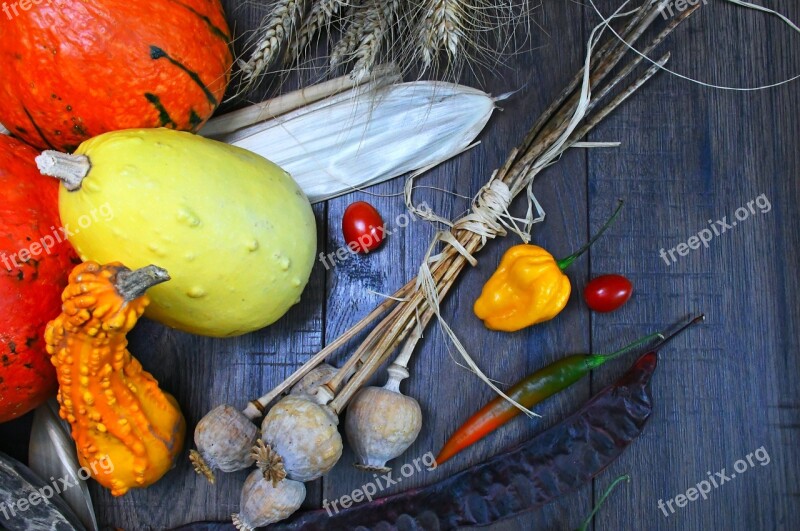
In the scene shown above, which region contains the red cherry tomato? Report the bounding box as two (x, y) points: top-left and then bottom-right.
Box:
(583, 274), (633, 313)
(342, 201), (385, 254)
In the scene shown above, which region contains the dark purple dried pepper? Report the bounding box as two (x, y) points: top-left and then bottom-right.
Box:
(272, 351), (659, 531)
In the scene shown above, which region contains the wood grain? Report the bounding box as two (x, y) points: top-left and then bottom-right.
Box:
(0, 0), (798, 530)
(586, 1), (800, 530)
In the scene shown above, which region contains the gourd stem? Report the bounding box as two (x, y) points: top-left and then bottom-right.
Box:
(35, 151), (91, 191)
(116, 265), (170, 301)
(557, 200), (624, 270)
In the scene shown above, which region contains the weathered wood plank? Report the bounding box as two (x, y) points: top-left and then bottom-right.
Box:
(586, 1), (800, 530)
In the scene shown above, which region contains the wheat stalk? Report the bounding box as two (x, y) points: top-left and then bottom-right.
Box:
(239, 0), (307, 90)
(330, 2), (366, 66)
(417, 0), (464, 71)
(289, 0), (349, 63)
(350, 0), (400, 81)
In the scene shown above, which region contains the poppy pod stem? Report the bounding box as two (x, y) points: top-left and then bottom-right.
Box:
(557, 200), (624, 270)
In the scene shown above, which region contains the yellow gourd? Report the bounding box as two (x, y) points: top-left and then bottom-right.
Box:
(45, 261), (185, 496)
(36, 128), (317, 337)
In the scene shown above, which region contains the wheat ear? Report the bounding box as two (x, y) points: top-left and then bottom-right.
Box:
(330, 2), (366, 67)
(350, 0), (399, 81)
(290, 0), (349, 63)
(417, 0), (464, 71)
(239, 0), (307, 86)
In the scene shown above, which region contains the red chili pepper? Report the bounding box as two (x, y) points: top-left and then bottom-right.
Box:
(436, 315), (705, 464)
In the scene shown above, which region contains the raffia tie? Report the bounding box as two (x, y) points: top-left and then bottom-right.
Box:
(405, 176), (544, 272)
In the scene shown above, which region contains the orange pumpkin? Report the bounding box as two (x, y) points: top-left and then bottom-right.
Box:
(0, 0), (232, 152)
(0, 134), (78, 423)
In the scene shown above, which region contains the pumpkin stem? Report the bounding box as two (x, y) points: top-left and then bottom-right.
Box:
(35, 150), (91, 191)
(115, 265), (170, 301)
(252, 440), (286, 487)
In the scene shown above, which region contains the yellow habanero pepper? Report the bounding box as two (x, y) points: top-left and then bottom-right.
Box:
(474, 201), (623, 332)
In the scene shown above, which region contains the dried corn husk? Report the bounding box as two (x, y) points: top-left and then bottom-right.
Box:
(212, 81), (499, 203)
(29, 399), (98, 531)
(202, 66), (401, 139)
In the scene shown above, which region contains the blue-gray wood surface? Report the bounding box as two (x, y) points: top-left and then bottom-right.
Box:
(1, 0), (798, 529)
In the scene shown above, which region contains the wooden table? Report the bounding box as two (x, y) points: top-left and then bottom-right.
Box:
(2, 0), (799, 529)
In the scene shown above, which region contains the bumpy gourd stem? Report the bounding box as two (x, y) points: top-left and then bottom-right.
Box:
(115, 265), (171, 301)
(35, 151), (91, 191)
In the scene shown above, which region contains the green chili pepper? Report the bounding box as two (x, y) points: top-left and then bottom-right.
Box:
(436, 315), (703, 464)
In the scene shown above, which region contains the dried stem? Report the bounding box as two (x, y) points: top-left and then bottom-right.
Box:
(243, 279), (414, 419)
(115, 265), (171, 302)
(202, 65), (399, 139)
(36, 151), (91, 191)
